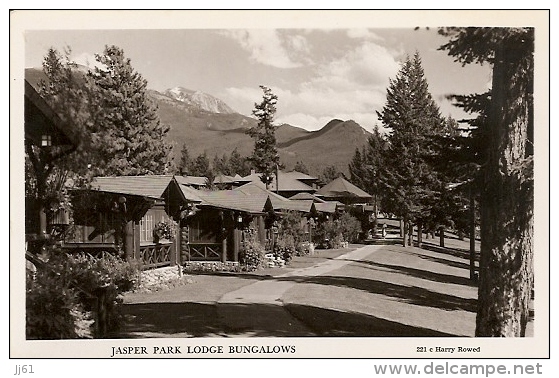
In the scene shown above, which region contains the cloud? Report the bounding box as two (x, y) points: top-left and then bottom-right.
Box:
(221, 36), (401, 133)
(70, 52), (107, 70)
(220, 29), (311, 68)
(346, 28), (383, 41)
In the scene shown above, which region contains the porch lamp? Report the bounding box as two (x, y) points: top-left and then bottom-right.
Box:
(237, 214), (243, 223)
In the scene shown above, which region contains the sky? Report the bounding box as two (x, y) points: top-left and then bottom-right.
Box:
(25, 27), (492, 133)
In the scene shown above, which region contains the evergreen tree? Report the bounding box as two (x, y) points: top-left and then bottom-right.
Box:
(439, 27), (534, 337)
(361, 126), (389, 217)
(246, 85), (281, 188)
(348, 147), (365, 190)
(190, 152), (213, 178)
(228, 147), (251, 177)
(88, 45), (172, 176)
(177, 143), (193, 175)
(318, 165), (343, 186)
(212, 153), (231, 176)
(26, 47), (92, 229)
(377, 52), (445, 247)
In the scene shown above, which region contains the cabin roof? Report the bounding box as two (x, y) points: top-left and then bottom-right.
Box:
(316, 177), (372, 200)
(239, 171), (316, 193)
(90, 175), (175, 199)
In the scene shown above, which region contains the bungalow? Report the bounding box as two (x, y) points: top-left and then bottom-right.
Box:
(238, 170), (318, 198)
(64, 175), (322, 268)
(65, 175), (186, 268)
(24, 79), (79, 252)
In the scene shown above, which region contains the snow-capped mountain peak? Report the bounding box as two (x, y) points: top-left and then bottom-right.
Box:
(163, 86), (236, 114)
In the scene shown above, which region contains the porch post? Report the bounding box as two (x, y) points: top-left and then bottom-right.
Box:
(222, 235), (227, 263)
(124, 220), (135, 262)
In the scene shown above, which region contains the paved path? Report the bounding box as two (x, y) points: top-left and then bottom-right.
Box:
(119, 241), (533, 338)
(217, 246), (381, 336)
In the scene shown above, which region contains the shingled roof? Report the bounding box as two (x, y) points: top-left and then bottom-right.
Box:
(316, 177), (372, 200)
(240, 170), (316, 193)
(90, 175), (175, 199)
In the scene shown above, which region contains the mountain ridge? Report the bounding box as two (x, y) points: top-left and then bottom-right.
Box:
(24, 67), (372, 175)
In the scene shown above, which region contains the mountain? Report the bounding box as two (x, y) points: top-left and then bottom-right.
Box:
(24, 67), (371, 176)
(163, 86), (237, 114)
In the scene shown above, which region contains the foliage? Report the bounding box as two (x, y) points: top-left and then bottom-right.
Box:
(26, 271), (80, 339)
(239, 229), (266, 272)
(213, 153), (231, 176)
(439, 27), (534, 337)
(293, 160), (310, 175)
(26, 249), (140, 339)
(274, 234), (297, 263)
(348, 125), (389, 216)
(314, 219), (343, 249)
(177, 143), (193, 175)
(318, 165), (343, 186)
(376, 52), (446, 229)
(153, 221), (174, 241)
(337, 212), (362, 243)
(87, 45), (173, 176)
(246, 86), (281, 187)
(228, 147), (252, 176)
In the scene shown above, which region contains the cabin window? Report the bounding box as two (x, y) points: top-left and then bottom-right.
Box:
(140, 213), (154, 242)
(41, 134), (52, 147)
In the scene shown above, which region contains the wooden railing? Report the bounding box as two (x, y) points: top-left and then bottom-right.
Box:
(139, 242), (172, 268)
(186, 243), (222, 261)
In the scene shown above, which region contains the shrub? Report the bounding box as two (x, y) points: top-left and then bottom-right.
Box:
(26, 272), (80, 339)
(26, 249), (140, 339)
(239, 229), (266, 272)
(337, 212), (362, 243)
(314, 219), (343, 249)
(274, 234), (297, 263)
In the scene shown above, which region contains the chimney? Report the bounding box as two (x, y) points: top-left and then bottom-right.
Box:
(250, 169), (256, 175)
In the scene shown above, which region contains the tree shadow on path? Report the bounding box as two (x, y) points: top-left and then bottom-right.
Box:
(276, 275), (477, 313)
(339, 258), (477, 287)
(113, 301), (458, 338)
(285, 303), (457, 337)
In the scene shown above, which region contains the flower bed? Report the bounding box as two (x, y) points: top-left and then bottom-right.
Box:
(183, 261), (240, 273)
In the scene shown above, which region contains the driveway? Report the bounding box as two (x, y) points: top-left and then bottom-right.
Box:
(117, 241), (533, 338)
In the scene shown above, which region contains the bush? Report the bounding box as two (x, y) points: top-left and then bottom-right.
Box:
(26, 272), (80, 339)
(274, 234), (297, 263)
(26, 249), (140, 339)
(314, 219), (342, 249)
(239, 230), (266, 272)
(314, 213), (361, 248)
(338, 212), (362, 243)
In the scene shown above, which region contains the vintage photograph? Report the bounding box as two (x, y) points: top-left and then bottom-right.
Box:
(11, 10), (549, 359)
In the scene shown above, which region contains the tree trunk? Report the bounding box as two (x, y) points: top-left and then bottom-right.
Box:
(417, 222), (423, 248)
(439, 226), (445, 248)
(401, 219), (407, 247)
(476, 38), (534, 337)
(470, 188), (477, 281)
(407, 222), (413, 247)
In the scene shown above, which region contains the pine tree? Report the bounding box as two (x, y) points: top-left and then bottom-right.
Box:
(246, 85), (280, 189)
(213, 153), (231, 176)
(228, 147), (250, 176)
(348, 147), (365, 190)
(319, 165), (342, 186)
(88, 45), (172, 176)
(439, 27), (534, 337)
(377, 52), (445, 246)
(178, 144), (193, 175)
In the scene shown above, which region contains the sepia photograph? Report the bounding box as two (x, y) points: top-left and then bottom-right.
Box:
(10, 9), (549, 361)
